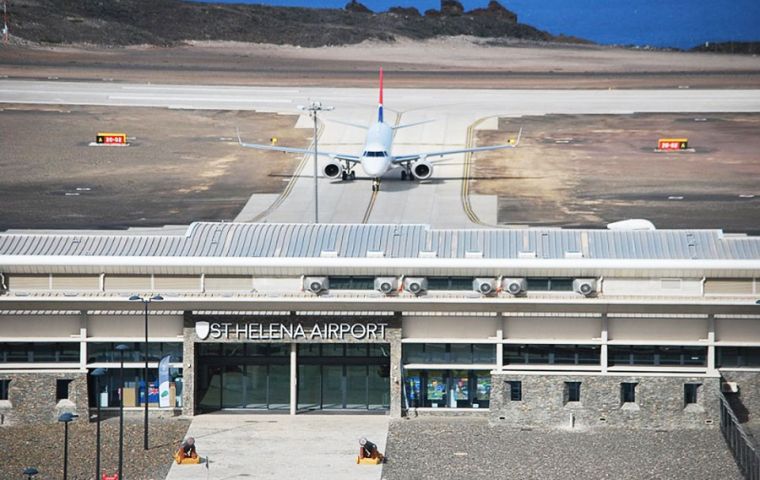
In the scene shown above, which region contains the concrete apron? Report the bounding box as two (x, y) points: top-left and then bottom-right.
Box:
(165, 413), (389, 480)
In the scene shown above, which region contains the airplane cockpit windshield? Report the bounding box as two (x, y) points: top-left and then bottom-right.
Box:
(363, 151), (388, 157)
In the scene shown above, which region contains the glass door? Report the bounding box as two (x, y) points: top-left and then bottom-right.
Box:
(268, 365), (290, 410)
(298, 365), (321, 411)
(346, 365), (368, 409)
(243, 365), (267, 409)
(322, 365), (344, 409)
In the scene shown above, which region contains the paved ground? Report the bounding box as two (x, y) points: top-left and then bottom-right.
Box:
(0, 104), (307, 230)
(164, 413), (388, 480)
(0, 415), (190, 480)
(382, 417), (742, 480)
(2, 80), (760, 230)
(2, 39), (760, 89)
(475, 113), (760, 233)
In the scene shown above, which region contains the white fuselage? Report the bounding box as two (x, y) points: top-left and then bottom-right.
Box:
(359, 121), (394, 178)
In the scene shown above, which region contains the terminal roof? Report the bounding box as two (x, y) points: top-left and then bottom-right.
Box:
(0, 222), (759, 261)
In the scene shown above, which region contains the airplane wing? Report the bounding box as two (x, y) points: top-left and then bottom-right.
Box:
(237, 130), (360, 163)
(392, 128), (522, 164)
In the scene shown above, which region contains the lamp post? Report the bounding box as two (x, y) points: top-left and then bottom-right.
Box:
(58, 412), (76, 480)
(22, 467), (39, 480)
(115, 343), (130, 480)
(91, 367), (107, 480)
(129, 294), (163, 450)
(298, 101), (333, 224)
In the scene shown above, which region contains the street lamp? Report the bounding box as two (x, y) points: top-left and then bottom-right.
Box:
(129, 294), (163, 450)
(58, 412), (77, 480)
(115, 343), (130, 480)
(22, 467), (39, 480)
(91, 367), (107, 480)
(297, 101), (334, 224)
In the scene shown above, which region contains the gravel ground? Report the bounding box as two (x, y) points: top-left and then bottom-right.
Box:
(1, 415), (191, 480)
(382, 418), (742, 480)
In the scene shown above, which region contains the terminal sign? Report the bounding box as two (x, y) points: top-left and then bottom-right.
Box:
(96, 132), (127, 145)
(195, 321), (387, 341)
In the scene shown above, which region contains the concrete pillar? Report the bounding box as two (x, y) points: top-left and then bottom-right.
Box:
(707, 314), (716, 374)
(495, 328), (503, 372)
(601, 313), (608, 374)
(290, 343), (297, 415)
(389, 312), (403, 418)
(181, 311), (196, 417)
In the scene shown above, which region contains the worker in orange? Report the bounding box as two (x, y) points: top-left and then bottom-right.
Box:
(174, 436), (202, 465)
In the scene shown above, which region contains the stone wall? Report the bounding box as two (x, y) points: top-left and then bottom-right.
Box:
(489, 374), (720, 430)
(720, 370), (760, 422)
(0, 372), (88, 426)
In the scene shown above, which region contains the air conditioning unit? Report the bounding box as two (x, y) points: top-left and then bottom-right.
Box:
(721, 382), (739, 394)
(573, 278), (597, 296)
(303, 276), (329, 295)
(403, 277), (428, 295)
(375, 277), (398, 295)
(502, 278), (527, 296)
(473, 278), (497, 296)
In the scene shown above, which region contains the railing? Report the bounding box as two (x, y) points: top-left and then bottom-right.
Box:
(720, 391), (760, 480)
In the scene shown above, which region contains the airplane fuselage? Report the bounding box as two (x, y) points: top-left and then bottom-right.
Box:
(359, 121), (394, 178)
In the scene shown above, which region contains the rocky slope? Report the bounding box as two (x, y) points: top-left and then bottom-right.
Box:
(5, 0), (586, 47)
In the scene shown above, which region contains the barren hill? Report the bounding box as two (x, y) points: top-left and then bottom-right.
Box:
(6, 0), (584, 47)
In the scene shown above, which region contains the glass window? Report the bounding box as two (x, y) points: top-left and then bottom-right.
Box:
(403, 344), (425, 363)
(684, 383), (700, 405)
(577, 345), (601, 365)
(0, 343), (80, 363)
(404, 370), (423, 408)
(197, 343), (221, 357)
(526, 345), (551, 364)
(424, 344), (447, 363)
(426, 277), (451, 290)
(222, 344), (246, 356)
(565, 381), (581, 403)
(328, 276), (374, 290)
(508, 380), (522, 401)
(553, 345), (577, 365)
(503, 345), (527, 365)
(472, 344), (496, 364)
(321, 345), (344, 357)
(449, 344), (472, 363)
(346, 344), (368, 357)
(451, 370), (469, 408)
(87, 342), (183, 363)
(473, 371), (491, 408)
(549, 278), (574, 291)
(368, 344), (389, 358)
(56, 379), (72, 400)
(621, 383), (637, 404)
(426, 277), (473, 290)
(718, 347), (760, 368)
(425, 372), (447, 408)
(0, 379), (10, 400)
(527, 278), (550, 291)
(298, 344), (321, 357)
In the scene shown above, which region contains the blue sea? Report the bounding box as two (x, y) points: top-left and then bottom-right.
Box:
(190, 0), (760, 49)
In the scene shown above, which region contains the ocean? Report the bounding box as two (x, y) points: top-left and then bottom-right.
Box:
(191, 0), (760, 50)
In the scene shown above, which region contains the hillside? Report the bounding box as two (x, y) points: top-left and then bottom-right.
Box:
(5, 0), (585, 47)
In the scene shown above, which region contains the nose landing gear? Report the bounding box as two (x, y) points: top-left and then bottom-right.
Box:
(371, 177), (381, 192)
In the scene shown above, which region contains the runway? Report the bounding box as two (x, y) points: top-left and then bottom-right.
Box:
(3, 80), (760, 228)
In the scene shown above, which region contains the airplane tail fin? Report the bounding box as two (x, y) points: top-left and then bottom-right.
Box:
(378, 67), (384, 123)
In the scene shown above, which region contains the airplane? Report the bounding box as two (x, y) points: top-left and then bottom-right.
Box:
(238, 68), (521, 192)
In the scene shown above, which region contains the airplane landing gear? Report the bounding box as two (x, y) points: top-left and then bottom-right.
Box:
(342, 169), (356, 181)
(401, 167), (414, 181)
(371, 178), (381, 192)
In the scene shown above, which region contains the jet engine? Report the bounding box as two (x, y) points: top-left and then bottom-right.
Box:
(323, 160), (343, 179)
(411, 160), (433, 180)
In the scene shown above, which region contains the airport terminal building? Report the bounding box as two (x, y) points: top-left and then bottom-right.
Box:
(1, 222), (759, 429)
